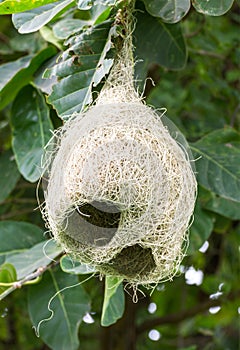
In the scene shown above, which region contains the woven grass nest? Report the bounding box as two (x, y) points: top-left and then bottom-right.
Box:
(42, 5), (197, 286)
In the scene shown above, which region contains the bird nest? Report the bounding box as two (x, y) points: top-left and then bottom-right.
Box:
(42, 100), (197, 286)
(41, 2), (197, 286)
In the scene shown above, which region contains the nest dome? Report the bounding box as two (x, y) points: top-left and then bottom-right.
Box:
(43, 100), (197, 285)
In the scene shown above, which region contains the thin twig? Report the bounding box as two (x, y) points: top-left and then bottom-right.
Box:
(0, 32), (9, 44)
(230, 103), (240, 127)
(0, 262), (57, 301)
(3, 198), (37, 204)
(136, 291), (239, 334)
(0, 209), (34, 220)
(188, 48), (225, 59)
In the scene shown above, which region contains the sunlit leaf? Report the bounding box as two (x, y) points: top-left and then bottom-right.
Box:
(39, 26), (63, 50)
(46, 20), (114, 120)
(0, 0), (60, 14)
(6, 240), (62, 279)
(0, 150), (20, 204)
(60, 256), (96, 275)
(12, 0), (74, 34)
(101, 276), (125, 327)
(142, 0), (191, 23)
(192, 0), (234, 16)
(11, 85), (53, 182)
(190, 128), (240, 202)
(28, 267), (90, 350)
(0, 221), (44, 259)
(0, 46), (56, 109)
(77, 0), (115, 10)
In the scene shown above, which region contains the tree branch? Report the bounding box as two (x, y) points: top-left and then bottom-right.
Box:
(136, 292), (239, 334)
(188, 48), (225, 59)
(0, 208), (35, 220)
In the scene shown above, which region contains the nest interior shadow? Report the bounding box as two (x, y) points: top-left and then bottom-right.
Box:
(63, 200), (121, 247)
(100, 244), (157, 279)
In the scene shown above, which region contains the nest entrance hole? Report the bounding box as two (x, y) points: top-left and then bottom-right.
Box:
(63, 200), (121, 247)
(77, 200), (121, 228)
(102, 244), (156, 279)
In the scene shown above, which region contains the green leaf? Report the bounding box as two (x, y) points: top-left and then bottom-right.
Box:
(190, 128), (240, 202)
(0, 150), (20, 204)
(52, 5), (111, 39)
(60, 255), (96, 275)
(53, 18), (89, 39)
(0, 221), (44, 259)
(12, 0), (74, 33)
(28, 267), (90, 350)
(199, 186), (240, 220)
(39, 26), (63, 50)
(188, 199), (214, 254)
(192, 0), (234, 16)
(0, 263), (17, 293)
(6, 240), (62, 279)
(33, 55), (58, 94)
(101, 276), (125, 327)
(11, 85), (53, 182)
(77, 0), (115, 10)
(204, 194), (240, 221)
(77, 0), (93, 10)
(0, 263), (17, 283)
(134, 9), (187, 82)
(142, 0), (191, 23)
(0, 46), (56, 109)
(46, 20), (114, 119)
(0, 0), (60, 14)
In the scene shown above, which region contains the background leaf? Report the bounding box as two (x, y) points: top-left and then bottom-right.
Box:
(12, 0), (74, 34)
(0, 46), (56, 109)
(204, 194), (240, 221)
(0, 221), (44, 255)
(46, 20), (114, 119)
(0, 3), (239, 350)
(28, 267), (90, 350)
(0, 263), (17, 294)
(190, 128), (240, 202)
(60, 255), (96, 275)
(101, 276), (125, 327)
(142, 0), (191, 23)
(53, 18), (89, 39)
(0, 221), (44, 262)
(11, 85), (53, 182)
(0, 0), (61, 14)
(77, 0), (115, 9)
(192, 0), (235, 16)
(188, 198), (214, 254)
(134, 9), (187, 82)
(6, 240), (62, 280)
(0, 150), (20, 204)
(39, 26), (63, 50)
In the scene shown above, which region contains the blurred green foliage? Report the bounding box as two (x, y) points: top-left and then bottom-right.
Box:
(0, 1), (239, 349)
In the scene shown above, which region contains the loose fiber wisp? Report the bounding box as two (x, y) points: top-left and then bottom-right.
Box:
(42, 1), (197, 287)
